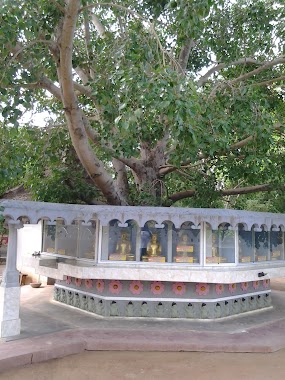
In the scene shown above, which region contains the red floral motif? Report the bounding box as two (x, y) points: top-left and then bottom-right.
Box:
(109, 280), (122, 294)
(263, 279), (270, 288)
(196, 283), (210, 296)
(253, 280), (259, 290)
(215, 284), (224, 295)
(66, 276), (72, 285)
(75, 278), (82, 287)
(129, 281), (143, 295)
(85, 279), (93, 289)
(241, 282), (249, 291)
(172, 282), (186, 296)
(151, 281), (165, 295)
(96, 279), (104, 293)
(229, 283), (237, 294)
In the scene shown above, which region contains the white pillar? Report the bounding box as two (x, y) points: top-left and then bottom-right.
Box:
(0, 221), (22, 338)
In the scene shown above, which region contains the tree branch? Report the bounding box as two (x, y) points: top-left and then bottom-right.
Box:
(210, 56), (285, 96)
(79, 2), (178, 69)
(50, 0), (65, 13)
(112, 158), (129, 201)
(197, 58), (261, 87)
(255, 75), (285, 87)
(177, 38), (195, 74)
(168, 183), (285, 204)
(230, 56), (285, 84)
(91, 13), (106, 37)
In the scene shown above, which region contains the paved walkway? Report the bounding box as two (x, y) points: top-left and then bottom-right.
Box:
(1, 279), (285, 372)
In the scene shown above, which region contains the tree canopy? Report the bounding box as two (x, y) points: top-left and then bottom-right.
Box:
(1, 0), (285, 209)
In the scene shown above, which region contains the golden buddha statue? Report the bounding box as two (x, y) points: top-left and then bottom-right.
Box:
(146, 234), (161, 257)
(116, 232), (131, 256)
(176, 234), (193, 257)
(109, 232), (133, 261)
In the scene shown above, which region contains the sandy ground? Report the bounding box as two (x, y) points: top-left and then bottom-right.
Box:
(1, 350), (285, 380)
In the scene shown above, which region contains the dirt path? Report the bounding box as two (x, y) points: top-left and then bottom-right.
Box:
(1, 350), (285, 380)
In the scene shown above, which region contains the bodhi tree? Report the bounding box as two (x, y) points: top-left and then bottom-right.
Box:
(1, 0), (285, 207)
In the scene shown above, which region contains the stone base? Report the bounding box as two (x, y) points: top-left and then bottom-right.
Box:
(0, 286), (21, 338)
(0, 318), (21, 338)
(54, 278), (272, 319)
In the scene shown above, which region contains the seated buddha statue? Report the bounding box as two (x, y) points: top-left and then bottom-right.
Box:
(176, 234), (193, 257)
(146, 234), (161, 257)
(116, 232), (131, 255)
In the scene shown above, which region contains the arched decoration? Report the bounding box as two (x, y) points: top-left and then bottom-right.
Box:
(37, 216), (51, 224)
(271, 224), (279, 232)
(178, 217), (198, 229)
(139, 213), (165, 228)
(17, 215), (30, 224)
(236, 222), (249, 231)
(252, 223), (262, 232)
(54, 217), (67, 225)
(238, 223), (253, 263)
(173, 221), (200, 264)
(279, 224), (285, 232)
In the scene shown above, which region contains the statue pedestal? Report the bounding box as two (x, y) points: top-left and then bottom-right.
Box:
(146, 256), (166, 263)
(206, 257), (227, 264)
(109, 254), (127, 261)
(174, 256), (196, 263)
(241, 256), (251, 263)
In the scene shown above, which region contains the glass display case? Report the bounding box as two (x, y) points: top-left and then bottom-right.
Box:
(42, 220), (96, 260)
(42, 217), (285, 265)
(254, 227), (269, 262)
(238, 224), (254, 263)
(270, 227), (284, 261)
(101, 220), (138, 261)
(173, 222), (200, 263)
(205, 223), (235, 264)
(101, 220), (169, 262)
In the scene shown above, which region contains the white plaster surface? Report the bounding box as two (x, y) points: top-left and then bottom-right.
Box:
(28, 259), (285, 283)
(17, 223), (42, 269)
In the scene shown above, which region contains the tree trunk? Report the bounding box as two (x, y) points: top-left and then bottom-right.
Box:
(57, 0), (126, 205)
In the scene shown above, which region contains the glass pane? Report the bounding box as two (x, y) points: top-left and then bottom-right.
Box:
(270, 229), (284, 261)
(103, 220), (137, 261)
(42, 221), (56, 253)
(57, 222), (78, 258)
(173, 224), (200, 263)
(219, 227), (235, 263)
(238, 226), (253, 263)
(206, 224), (234, 264)
(254, 229), (269, 262)
(78, 223), (96, 260)
(140, 221), (167, 262)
